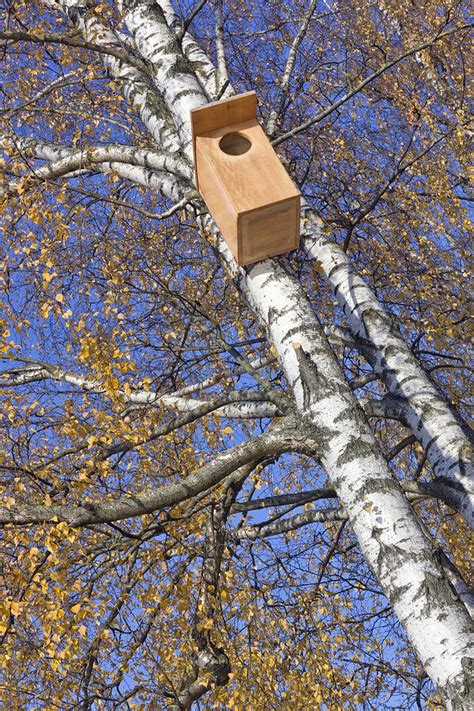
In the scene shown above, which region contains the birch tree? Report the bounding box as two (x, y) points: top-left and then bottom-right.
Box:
(0, 0), (472, 708)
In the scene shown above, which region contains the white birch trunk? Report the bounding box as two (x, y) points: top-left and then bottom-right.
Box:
(50, 0), (181, 151)
(119, 0), (208, 151)
(303, 214), (474, 526)
(159, 0), (219, 98)
(226, 251), (473, 707)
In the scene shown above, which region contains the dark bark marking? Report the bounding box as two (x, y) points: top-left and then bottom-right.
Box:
(292, 342), (329, 410)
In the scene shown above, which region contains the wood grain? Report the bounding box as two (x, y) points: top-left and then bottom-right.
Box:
(191, 91), (257, 137)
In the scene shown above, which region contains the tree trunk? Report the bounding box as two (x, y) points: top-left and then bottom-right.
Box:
(303, 216), (474, 525)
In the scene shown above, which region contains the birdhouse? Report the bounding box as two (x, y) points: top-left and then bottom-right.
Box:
(191, 91), (300, 266)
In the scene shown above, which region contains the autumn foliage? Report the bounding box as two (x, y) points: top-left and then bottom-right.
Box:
(0, 1), (472, 708)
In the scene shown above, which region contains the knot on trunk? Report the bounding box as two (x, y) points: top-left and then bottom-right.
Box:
(194, 641), (230, 686)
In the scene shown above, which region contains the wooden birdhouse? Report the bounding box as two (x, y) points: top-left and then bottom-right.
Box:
(191, 91), (300, 266)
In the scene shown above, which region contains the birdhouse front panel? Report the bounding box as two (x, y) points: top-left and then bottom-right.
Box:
(191, 93), (300, 266)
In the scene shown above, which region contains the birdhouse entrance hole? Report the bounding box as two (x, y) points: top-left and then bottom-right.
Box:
(219, 132), (251, 156)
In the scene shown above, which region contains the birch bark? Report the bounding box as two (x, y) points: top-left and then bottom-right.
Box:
(303, 214), (474, 525)
(46, 0), (181, 151)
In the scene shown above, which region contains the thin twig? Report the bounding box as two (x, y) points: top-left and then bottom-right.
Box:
(0, 30), (149, 74)
(272, 23), (473, 146)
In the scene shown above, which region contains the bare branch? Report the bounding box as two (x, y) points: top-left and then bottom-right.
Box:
(180, 0), (208, 37)
(0, 422), (312, 527)
(272, 23), (473, 146)
(214, 0), (229, 97)
(230, 507), (344, 540)
(0, 29), (149, 74)
(231, 486), (337, 512)
(266, 0), (319, 137)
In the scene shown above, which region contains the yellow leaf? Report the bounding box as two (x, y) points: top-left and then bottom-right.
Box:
(314, 259), (325, 275)
(196, 618), (214, 631)
(10, 601), (21, 616)
(73, 423), (87, 438)
(44, 536), (57, 554)
(40, 303), (52, 319)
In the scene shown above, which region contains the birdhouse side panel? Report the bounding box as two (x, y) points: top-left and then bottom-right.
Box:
(238, 196), (300, 266)
(195, 139), (239, 260)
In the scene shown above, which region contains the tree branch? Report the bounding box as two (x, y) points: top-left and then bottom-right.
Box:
(214, 0), (229, 97)
(0, 422), (311, 527)
(266, 0), (319, 137)
(1, 142), (192, 196)
(0, 30), (149, 74)
(0, 362), (280, 420)
(230, 507), (344, 540)
(272, 23), (473, 146)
